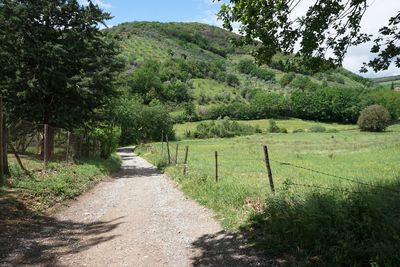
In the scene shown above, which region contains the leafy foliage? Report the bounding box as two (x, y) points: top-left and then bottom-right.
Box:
(113, 97), (175, 145)
(357, 105), (391, 132)
(308, 125), (327, 133)
(237, 59), (275, 81)
(188, 118), (261, 139)
(267, 120), (287, 133)
(249, 183), (400, 266)
(218, 0), (397, 73)
(0, 0), (123, 128)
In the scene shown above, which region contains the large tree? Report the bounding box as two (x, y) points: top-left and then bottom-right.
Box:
(0, 0), (123, 129)
(218, 0), (400, 73)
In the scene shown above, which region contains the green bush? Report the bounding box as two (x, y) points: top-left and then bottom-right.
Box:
(248, 182), (400, 266)
(193, 118), (259, 139)
(361, 88), (400, 120)
(226, 73), (241, 87)
(308, 125), (326, 133)
(357, 104), (391, 132)
(237, 59), (275, 81)
(115, 98), (175, 145)
(279, 73), (295, 87)
(292, 128), (305, 133)
(267, 120), (287, 133)
(155, 156), (168, 170)
(326, 128), (339, 133)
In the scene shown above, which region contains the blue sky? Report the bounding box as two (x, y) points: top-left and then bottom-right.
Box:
(82, 0), (400, 78)
(85, 0), (223, 27)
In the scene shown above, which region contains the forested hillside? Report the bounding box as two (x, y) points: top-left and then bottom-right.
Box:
(105, 22), (399, 134)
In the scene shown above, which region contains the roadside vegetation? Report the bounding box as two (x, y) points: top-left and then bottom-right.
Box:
(2, 1), (400, 265)
(1, 154), (121, 235)
(138, 121), (400, 265)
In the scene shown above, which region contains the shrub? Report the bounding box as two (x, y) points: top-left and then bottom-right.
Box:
(361, 88), (400, 120)
(267, 120), (287, 133)
(357, 105), (391, 132)
(192, 119), (258, 139)
(155, 156), (168, 170)
(226, 73), (241, 87)
(237, 59), (275, 81)
(308, 125), (326, 133)
(326, 128), (338, 133)
(292, 128), (304, 133)
(279, 73), (296, 87)
(248, 182), (400, 266)
(115, 98), (175, 145)
(279, 128), (288, 133)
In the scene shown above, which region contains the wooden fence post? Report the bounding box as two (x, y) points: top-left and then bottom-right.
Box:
(175, 144), (179, 165)
(78, 135), (83, 158)
(66, 131), (71, 161)
(44, 124), (48, 168)
(183, 145), (189, 175)
(161, 130), (164, 155)
(166, 134), (171, 165)
(215, 151), (218, 182)
(263, 145), (275, 194)
(0, 96), (3, 184)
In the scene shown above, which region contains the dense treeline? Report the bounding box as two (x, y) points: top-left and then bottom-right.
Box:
(204, 87), (400, 124)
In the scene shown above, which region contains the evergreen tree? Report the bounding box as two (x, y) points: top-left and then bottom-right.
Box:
(0, 0), (123, 129)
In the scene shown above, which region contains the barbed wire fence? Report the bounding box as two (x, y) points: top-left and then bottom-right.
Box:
(157, 133), (400, 198)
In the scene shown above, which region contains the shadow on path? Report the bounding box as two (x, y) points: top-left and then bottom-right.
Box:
(115, 153), (161, 179)
(190, 230), (279, 267)
(0, 190), (123, 266)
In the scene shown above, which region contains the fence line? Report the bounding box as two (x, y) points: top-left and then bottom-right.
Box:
(155, 141), (398, 196)
(2, 118), (104, 177)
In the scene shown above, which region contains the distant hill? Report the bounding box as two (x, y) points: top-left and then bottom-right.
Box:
(106, 22), (373, 107)
(371, 75), (400, 88)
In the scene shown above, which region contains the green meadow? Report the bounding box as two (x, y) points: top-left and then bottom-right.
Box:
(138, 121), (400, 228)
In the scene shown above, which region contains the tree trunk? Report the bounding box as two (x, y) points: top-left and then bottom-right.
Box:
(41, 126), (54, 161)
(3, 119), (9, 176)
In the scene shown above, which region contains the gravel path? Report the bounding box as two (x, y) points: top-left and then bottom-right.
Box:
(1, 147), (267, 266)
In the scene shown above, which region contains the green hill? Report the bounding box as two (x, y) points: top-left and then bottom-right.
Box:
(106, 22), (374, 116)
(372, 75), (400, 88)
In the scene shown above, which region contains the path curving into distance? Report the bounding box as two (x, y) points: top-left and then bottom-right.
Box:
(1, 147), (267, 267)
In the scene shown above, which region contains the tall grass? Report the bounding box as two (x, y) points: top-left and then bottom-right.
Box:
(4, 154), (121, 212)
(138, 122), (400, 265)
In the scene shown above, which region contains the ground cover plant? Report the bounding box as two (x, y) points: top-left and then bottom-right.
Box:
(137, 121), (400, 265)
(174, 118), (355, 138)
(0, 153), (121, 251)
(185, 118), (261, 139)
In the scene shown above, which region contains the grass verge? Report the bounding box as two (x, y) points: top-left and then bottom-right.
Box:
(137, 122), (400, 265)
(0, 154), (121, 232)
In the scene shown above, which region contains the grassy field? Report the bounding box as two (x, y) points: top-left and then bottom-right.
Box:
(138, 120), (400, 264)
(139, 122), (400, 228)
(174, 118), (357, 138)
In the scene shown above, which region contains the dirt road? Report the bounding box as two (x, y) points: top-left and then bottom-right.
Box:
(1, 147), (267, 266)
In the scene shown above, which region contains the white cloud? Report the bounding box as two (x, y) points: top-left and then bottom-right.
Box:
(289, 0), (400, 77)
(196, 0), (241, 33)
(199, 0), (400, 77)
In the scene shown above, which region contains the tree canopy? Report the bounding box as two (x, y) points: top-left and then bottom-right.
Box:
(218, 0), (400, 73)
(0, 0), (123, 129)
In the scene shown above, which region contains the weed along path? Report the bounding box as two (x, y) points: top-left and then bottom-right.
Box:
(1, 147), (266, 266)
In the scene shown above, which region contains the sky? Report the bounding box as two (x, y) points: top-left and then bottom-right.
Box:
(81, 0), (400, 78)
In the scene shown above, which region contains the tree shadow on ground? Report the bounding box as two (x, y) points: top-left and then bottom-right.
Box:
(190, 230), (285, 267)
(0, 190), (124, 266)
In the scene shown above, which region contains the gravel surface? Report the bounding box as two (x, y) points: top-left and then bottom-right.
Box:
(1, 147), (268, 266)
